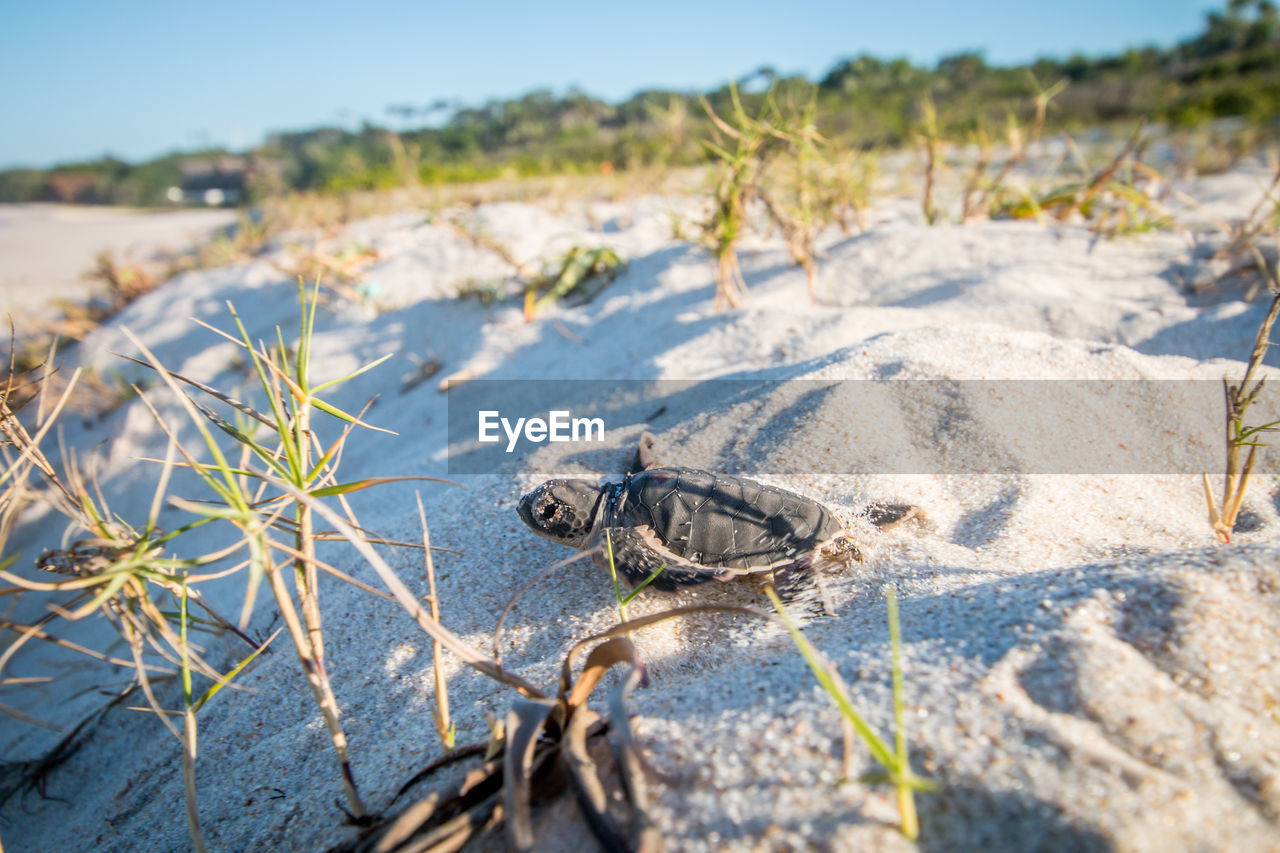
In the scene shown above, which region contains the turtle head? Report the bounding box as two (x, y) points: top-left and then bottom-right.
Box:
(517, 479), (606, 549)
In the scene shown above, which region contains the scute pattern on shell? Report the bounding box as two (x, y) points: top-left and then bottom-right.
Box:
(607, 468), (843, 573)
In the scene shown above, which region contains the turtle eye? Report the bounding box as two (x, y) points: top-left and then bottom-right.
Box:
(541, 504), (557, 520)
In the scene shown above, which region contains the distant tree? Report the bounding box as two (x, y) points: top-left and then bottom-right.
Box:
(9, 0), (1280, 206)
(936, 51), (987, 84)
(739, 65), (778, 93)
(1196, 0), (1280, 55)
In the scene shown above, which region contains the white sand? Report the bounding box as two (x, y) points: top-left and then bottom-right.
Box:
(0, 204), (236, 322)
(3, 163), (1280, 852)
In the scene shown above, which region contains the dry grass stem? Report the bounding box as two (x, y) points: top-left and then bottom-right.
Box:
(417, 493), (454, 754)
(917, 95), (943, 225)
(1204, 285), (1280, 543)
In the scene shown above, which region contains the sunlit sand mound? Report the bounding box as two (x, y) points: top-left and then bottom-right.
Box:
(3, 166), (1279, 851)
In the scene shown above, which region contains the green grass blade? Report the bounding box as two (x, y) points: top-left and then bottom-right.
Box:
(308, 475), (458, 498)
(885, 584), (922, 840)
(764, 585), (897, 770)
(297, 277), (317, 392)
(70, 572), (133, 618)
(237, 533), (268, 631)
(309, 353), (394, 395)
(310, 397), (396, 434)
(191, 627), (282, 713)
(190, 400), (292, 480)
(701, 140), (736, 163)
(225, 304), (302, 482)
(604, 528), (628, 621)
(621, 564), (667, 606)
(180, 579), (194, 707)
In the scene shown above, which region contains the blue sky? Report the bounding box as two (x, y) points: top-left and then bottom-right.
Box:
(1, 1), (1215, 169)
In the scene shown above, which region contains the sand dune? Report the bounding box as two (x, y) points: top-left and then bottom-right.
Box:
(2, 165), (1279, 851)
(0, 203), (235, 322)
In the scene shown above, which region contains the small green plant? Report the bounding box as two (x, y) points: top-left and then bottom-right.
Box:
(523, 246), (625, 320)
(278, 241), (380, 303)
(1, 361), (268, 851)
(830, 149), (878, 235)
(698, 85), (781, 310)
(1204, 285), (1280, 543)
(764, 584), (934, 840)
(454, 277), (507, 305)
(602, 527), (666, 652)
(2, 279), (456, 846)
(85, 250), (157, 309)
(603, 530), (666, 621)
(433, 217), (625, 318)
(437, 214), (625, 317)
(121, 279), (442, 820)
(917, 94), (944, 225)
(961, 74), (1068, 222)
(757, 89), (866, 304)
(993, 124), (1171, 235)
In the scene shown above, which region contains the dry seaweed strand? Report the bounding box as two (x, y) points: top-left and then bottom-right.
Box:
(334, 605), (767, 853)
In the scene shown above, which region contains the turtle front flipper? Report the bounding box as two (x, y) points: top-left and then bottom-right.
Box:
(628, 431), (664, 474)
(593, 526), (720, 591)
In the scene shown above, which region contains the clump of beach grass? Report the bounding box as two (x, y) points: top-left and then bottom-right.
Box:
(86, 250), (158, 309)
(698, 85), (781, 310)
(1197, 160), (1280, 298)
(117, 279), (446, 821)
(0, 348), (266, 851)
(757, 89), (844, 304)
(522, 246), (625, 321)
(829, 148), (878, 235)
(916, 94), (945, 226)
(914, 83), (1172, 237)
(1, 279), (457, 845)
(991, 123), (1172, 235)
(960, 74), (1068, 222)
(432, 212), (626, 317)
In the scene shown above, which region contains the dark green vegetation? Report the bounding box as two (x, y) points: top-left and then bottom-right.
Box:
(3, 0), (1279, 206)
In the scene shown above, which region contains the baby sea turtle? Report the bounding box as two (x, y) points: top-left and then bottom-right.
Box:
(517, 433), (918, 600)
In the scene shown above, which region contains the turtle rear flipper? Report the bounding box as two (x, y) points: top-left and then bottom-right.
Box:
(863, 502), (921, 531)
(769, 561), (834, 618)
(768, 532), (862, 617)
